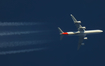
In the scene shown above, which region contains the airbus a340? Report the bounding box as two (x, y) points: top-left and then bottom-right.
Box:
(58, 14), (103, 50)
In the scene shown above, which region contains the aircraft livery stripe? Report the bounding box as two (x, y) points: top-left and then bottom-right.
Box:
(62, 32), (68, 35)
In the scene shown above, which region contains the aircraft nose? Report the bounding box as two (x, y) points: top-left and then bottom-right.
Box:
(100, 30), (103, 32)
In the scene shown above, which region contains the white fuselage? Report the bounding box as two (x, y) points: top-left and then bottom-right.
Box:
(62, 30), (103, 36)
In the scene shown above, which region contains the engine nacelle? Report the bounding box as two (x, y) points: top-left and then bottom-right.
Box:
(80, 27), (86, 29)
(81, 43), (85, 45)
(74, 21), (81, 23)
(84, 37), (87, 39)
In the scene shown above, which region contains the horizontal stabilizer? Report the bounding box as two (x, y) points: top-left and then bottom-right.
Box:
(58, 27), (64, 40)
(58, 27), (63, 33)
(60, 35), (63, 40)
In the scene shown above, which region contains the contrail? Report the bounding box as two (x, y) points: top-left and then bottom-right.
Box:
(0, 31), (42, 36)
(0, 40), (52, 48)
(0, 48), (45, 55)
(0, 22), (42, 26)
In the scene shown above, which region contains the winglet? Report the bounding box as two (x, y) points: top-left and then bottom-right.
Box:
(70, 14), (73, 16)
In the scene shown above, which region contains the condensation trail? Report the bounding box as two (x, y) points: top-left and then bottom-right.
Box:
(0, 48), (45, 55)
(0, 31), (42, 36)
(0, 22), (42, 26)
(0, 40), (52, 48)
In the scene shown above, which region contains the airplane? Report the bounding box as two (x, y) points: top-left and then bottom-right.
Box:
(58, 14), (103, 50)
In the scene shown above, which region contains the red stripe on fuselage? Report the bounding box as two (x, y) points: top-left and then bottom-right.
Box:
(62, 32), (68, 35)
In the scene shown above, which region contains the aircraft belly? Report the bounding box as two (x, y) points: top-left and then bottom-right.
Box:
(67, 32), (85, 36)
(77, 33), (86, 36)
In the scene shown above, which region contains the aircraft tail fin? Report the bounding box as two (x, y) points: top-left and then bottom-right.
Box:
(58, 27), (64, 40)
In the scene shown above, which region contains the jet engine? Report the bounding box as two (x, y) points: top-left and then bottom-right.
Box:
(81, 43), (85, 45)
(74, 21), (81, 23)
(80, 27), (86, 29)
(84, 37), (87, 39)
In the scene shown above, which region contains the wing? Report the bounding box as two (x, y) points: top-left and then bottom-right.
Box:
(77, 36), (85, 50)
(70, 14), (84, 31)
